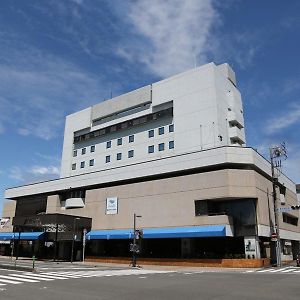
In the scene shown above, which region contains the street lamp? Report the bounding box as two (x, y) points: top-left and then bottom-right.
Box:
(131, 213), (142, 268)
(71, 217), (80, 263)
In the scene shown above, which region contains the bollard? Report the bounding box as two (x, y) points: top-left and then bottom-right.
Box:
(32, 255), (35, 270)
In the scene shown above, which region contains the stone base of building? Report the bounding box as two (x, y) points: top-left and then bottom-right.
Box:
(85, 256), (270, 268)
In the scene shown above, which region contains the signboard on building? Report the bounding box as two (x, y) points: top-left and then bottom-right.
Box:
(0, 218), (10, 228)
(106, 197), (118, 215)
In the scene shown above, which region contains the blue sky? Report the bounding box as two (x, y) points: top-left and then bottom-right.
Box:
(0, 0), (300, 214)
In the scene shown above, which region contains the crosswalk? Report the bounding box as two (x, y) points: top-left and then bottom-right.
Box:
(0, 269), (173, 288)
(245, 266), (300, 274)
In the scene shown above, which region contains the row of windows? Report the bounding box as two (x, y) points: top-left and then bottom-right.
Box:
(148, 141), (174, 153)
(71, 140), (175, 170)
(72, 159), (95, 170)
(74, 107), (173, 143)
(73, 124), (174, 156)
(73, 145), (95, 157)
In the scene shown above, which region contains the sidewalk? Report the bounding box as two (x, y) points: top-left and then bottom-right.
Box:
(0, 255), (296, 273)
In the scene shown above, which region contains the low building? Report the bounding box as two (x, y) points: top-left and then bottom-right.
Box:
(1, 62), (299, 265)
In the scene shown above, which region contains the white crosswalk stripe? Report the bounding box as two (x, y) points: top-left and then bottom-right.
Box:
(0, 269), (173, 288)
(0, 275), (39, 283)
(246, 267), (300, 274)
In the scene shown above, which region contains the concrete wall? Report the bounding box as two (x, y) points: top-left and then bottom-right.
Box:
(43, 168), (299, 239)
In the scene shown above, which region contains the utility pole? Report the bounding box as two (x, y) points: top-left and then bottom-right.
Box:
(269, 142), (287, 267)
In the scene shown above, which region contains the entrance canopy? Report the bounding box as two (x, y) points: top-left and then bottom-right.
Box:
(86, 225), (226, 240)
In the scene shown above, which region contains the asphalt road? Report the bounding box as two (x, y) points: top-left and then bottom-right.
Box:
(0, 265), (299, 300)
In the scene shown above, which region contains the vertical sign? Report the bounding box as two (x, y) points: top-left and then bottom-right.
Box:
(106, 197), (118, 215)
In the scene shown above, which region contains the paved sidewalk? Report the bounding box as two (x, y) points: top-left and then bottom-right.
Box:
(0, 255), (296, 273)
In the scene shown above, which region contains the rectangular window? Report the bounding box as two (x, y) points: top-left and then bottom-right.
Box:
(148, 145), (154, 153)
(90, 145), (95, 153)
(148, 129), (154, 138)
(72, 163), (76, 170)
(128, 150), (134, 158)
(105, 155), (110, 163)
(106, 141), (111, 148)
(129, 135), (134, 143)
(117, 138), (122, 146)
(89, 159), (94, 166)
(117, 153), (122, 160)
(80, 161), (85, 168)
(169, 124), (174, 132)
(81, 148), (86, 155)
(158, 127), (164, 135)
(73, 150), (77, 157)
(158, 143), (165, 151)
(169, 140), (174, 149)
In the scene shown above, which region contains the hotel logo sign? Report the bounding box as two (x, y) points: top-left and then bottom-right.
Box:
(106, 197), (118, 215)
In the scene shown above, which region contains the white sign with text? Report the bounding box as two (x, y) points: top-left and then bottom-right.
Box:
(106, 197), (118, 215)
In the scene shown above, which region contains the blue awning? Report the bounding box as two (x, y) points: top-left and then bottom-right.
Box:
(0, 233), (15, 241)
(86, 229), (133, 240)
(12, 232), (45, 240)
(86, 225), (226, 240)
(143, 225), (226, 238)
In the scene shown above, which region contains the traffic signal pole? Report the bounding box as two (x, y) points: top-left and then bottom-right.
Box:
(131, 213), (142, 268)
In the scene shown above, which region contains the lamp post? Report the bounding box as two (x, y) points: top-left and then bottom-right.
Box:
(71, 217), (80, 263)
(132, 213), (142, 268)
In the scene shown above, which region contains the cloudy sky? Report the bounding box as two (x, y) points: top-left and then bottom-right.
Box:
(0, 0), (299, 214)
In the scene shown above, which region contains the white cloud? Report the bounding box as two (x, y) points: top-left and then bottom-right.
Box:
(265, 103), (300, 134)
(30, 166), (60, 176)
(9, 164), (60, 184)
(119, 0), (217, 77)
(9, 167), (24, 182)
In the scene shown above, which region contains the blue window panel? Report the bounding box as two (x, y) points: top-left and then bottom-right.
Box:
(158, 127), (164, 135)
(128, 150), (134, 158)
(129, 135), (134, 143)
(148, 130), (154, 138)
(148, 145), (154, 153)
(117, 138), (122, 146)
(158, 143), (165, 151)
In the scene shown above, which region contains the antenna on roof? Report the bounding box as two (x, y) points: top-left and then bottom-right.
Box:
(193, 53), (197, 68)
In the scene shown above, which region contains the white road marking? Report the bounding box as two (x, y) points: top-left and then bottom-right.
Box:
(10, 273), (55, 281)
(269, 267), (291, 273)
(0, 278), (22, 284)
(257, 269), (275, 273)
(1, 275), (39, 283)
(282, 268), (297, 273)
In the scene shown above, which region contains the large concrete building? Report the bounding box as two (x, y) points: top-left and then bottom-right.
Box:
(0, 62), (299, 265)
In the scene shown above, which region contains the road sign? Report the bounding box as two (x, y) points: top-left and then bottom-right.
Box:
(277, 207), (292, 213)
(271, 233), (278, 242)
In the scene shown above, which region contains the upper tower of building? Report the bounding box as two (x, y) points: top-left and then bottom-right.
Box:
(60, 62), (245, 178)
